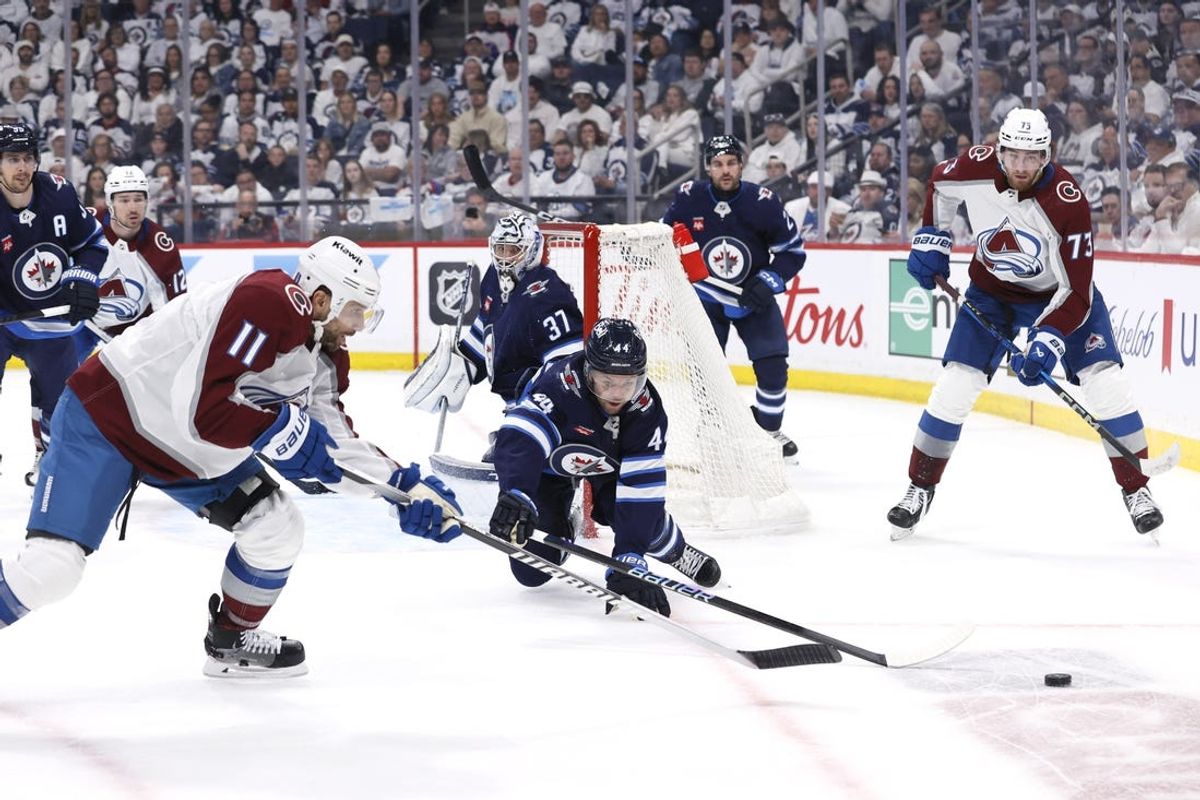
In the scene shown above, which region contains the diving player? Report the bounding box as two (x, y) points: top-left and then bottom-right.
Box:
(404, 213), (584, 461)
(487, 318), (722, 617)
(0, 237), (463, 677)
(660, 135), (808, 458)
(0, 122), (105, 484)
(888, 108), (1164, 540)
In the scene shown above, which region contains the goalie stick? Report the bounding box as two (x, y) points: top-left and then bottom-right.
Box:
(342, 469), (840, 670)
(433, 264), (475, 453)
(538, 535), (973, 668)
(0, 305), (71, 327)
(934, 275), (1180, 478)
(460, 144), (742, 299)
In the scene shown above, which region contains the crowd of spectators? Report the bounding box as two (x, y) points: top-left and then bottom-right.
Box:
(3, 0), (1198, 251)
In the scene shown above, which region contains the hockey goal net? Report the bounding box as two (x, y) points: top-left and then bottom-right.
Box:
(541, 221), (808, 533)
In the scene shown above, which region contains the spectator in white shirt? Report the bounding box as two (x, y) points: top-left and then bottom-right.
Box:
(322, 33), (368, 86)
(254, 0), (292, 48)
(859, 43), (901, 103)
(529, 2), (567, 60)
(555, 81), (613, 143)
(534, 140), (594, 220)
(361, 122), (408, 193)
(906, 6), (962, 70)
(744, 113), (804, 183)
(913, 40), (965, 102)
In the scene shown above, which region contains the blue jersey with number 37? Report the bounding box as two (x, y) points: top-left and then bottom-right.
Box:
(457, 263), (584, 403)
(494, 353), (680, 557)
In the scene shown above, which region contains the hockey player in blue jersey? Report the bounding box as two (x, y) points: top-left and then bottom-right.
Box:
(487, 318), (722, 616)
(660, 134), (808, 458)
(405, 213), (584, 461)
(0, 122), (104, 481)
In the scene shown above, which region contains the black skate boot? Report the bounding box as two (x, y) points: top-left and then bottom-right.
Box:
(665, 542), (722, 587)
(481, 430), (498, 463)
(887, 483), (935, 541)
(203, 594), (308, 678)
(1122, 487), (1164, 537)
(752, 407), (798, 459)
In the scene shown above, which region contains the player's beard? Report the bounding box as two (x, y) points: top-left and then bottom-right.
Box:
(0, 170), (33, 196)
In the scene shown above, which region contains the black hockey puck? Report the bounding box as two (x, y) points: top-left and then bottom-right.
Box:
(1044, 673), (1072, 687)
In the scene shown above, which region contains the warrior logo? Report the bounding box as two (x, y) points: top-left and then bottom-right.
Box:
(976, 218), (1044, 279)
(701, 236), (752, 283)
(12, 244), (67, 299)
(549, 443), (617, 477)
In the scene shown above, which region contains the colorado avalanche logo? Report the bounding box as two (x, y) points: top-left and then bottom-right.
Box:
(549, 443), (617, 477)
(12, 244), (68, 300)
(976, 218), (1044, 279)
(701, 236), (752, 283)
(98, 275), (146, 322)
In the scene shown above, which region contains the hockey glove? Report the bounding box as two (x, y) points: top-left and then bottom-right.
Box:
(907, 226), (953, 290)
(740, 270), (785, 315)
(58, 277), (100, 323)
(490, 489), (538, 545)
(1010, 326), (1066, 387)
(253, 404), (342, 485)
(604, 553), (671, 617)
(389, 463), (463, 543)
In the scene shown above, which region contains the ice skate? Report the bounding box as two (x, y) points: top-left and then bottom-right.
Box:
(24, 450), (41, 487)
(665, 542), (722, 587)
(769, 428), (798, 459)
(1123, 487), (1163, 541)
(203, 594), (307, 678)
(887, 483), (935, 541)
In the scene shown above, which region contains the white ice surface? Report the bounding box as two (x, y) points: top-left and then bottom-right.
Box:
(0, 372), (1197, 800)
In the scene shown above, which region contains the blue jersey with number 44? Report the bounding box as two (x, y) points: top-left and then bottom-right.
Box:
(457, 263), (584, 403)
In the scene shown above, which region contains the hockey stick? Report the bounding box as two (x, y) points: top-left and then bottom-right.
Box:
(433, 265), (475, 453)
(0, 305), (71, 327)
(934, 275), (1180, 477)
(341, 469), (840, 670)
(539, 535), (973, 668)
(460, 144), (743, 299)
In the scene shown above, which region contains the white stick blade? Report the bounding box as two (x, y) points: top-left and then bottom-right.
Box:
(1142, 442), (1181, 477)
(884, 622), (975, 668)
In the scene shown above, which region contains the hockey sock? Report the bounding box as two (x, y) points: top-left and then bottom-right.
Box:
(908, 445), (949, 488)
(0, 563), (31, 628)
(751, 356), (788, 431)
(218, 544), (292, 630)
(1077, 365), (1149, 493)
(1101, 412), (1150, 492)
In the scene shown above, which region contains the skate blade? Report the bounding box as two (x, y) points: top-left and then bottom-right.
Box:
(1146, 529), (1161, 547)
(203, 658), (309, 679)
(889, 524), (918, 542)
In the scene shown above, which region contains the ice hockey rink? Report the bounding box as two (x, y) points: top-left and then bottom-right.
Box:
(0, 370), (1197, 800)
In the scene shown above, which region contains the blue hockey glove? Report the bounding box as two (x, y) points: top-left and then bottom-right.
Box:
(1010, 327), (1066, 387)
(390, 463), (463, 542)
(58, 276), (100, 323)
(253, 404), (341, 484)
(907, 227), (953, 290)
(740, 270), (785, 315)
(489, 489), (538, 545)
(604, 553), (671, 617)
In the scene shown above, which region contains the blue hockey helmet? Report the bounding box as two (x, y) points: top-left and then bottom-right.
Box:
(704, 134), (743, 164)
(584, 317), (648, 409)
(0, 122), (37, 155)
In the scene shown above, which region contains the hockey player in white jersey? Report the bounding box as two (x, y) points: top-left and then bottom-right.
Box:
(889, 108), (1164, 540)
(0, 236), (463, 677)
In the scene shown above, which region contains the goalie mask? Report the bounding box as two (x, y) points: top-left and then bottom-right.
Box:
(294, 236), (383, 334)
(584, 317), (648, 411)
(489, 213), (544, 302)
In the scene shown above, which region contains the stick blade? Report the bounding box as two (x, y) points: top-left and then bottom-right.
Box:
(740, 644), (842, 669)
(461, 143), (491, 191)
(882, 622), (974, 668)
(1143, 442), (1181, 477)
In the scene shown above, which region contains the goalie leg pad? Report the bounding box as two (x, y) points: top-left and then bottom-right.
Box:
(1078, 362), (1150, 492)
(219, 490), (304, 628)
(405, 325), (474, 413)
(0, 535), (87, 623)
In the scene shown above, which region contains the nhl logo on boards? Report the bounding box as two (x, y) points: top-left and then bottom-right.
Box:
(12, 243), (68, 299)
(435, 269), (472, 317)
(427, 261), (479, 325)
(549, 443), (617, 477)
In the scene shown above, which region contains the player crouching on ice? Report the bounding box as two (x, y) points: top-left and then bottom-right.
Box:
(404, 213), (584, 462)
(0, 236), (462, 677)
(487, 318), (721, 617)
(888, 107), (1164, 541)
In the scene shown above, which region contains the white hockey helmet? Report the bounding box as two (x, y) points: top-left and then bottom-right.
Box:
(104, 165), (149, 204)
(294, 236), (383, 332)
(998, 108), (1052, 157)
(489, 213), (544, 278)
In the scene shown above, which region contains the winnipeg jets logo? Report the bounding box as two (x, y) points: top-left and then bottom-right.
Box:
(549, 443), (617, 477)
(12, 244), (68, 299)
(524, 279), (549, 296)
(701, 236), (752, 283)
(976, 218), (1044, 279)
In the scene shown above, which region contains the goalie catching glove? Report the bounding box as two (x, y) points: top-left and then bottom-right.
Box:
(387, 463), (463, 542)
(404, 324), (476, 413)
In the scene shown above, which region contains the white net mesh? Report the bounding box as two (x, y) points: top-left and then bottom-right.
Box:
(544, 221), (808, 533)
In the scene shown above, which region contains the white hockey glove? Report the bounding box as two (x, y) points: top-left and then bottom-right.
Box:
(404, 324), (475, 413)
